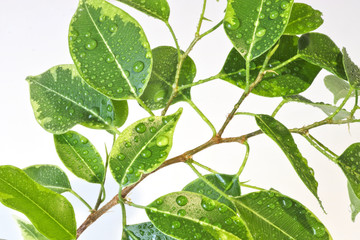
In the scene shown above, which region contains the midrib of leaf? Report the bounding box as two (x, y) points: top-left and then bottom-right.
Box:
(247, 0), (265, 60)
(43, 185), (70, 192)
(152, 71), (189, 101)
(122, 0), (162, 20)
(286, 14), (313, 29)
(18, 220), (41, 239)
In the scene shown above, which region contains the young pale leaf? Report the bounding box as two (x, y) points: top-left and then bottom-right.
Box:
(26, 65), (128, 134)
(284, 3), (323, 35)
(69, 0), (152, 100)
(54, 131), (105, 184)
(115, 0), (170, 22)
(15, 216), (49, 240)
(343, 48), (360, 89)
(224, 0), (294, 61)
(348, 182), (360, 222)
(23, 165), (72, 194)
(140, 46), (196, 110)
(122, 222), (175, 240)
(234, 191), (331, 239)
(298, 33), (346, 79)
(0, 166), (76, 240)
(324, 75), (354, 104)
(183, 174), (241, 211)
(110, 109), (182, 187)
(221, 36), (321, 97)
(255, 114), (322, 207)
(146, 191), (252, 240)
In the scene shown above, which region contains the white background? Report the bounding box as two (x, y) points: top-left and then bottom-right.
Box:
(1, 0), (360, 239)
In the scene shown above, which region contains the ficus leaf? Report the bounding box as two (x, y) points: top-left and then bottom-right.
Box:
(324, 75), (354, 104)
(348, 182), (360, 222)
(69, 0), (152, 100)
(122, 222), (175, 240)
(0, 166), (76, 240)
(14, 216), (49, 240)
(343, 48), (360, 90)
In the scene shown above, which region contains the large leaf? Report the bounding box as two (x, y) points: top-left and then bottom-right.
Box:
(69, 0), (152, 99)
(23, 165), (72, 194)
(122, 222), (175, 240)
(110, 109), (182, 187)
(224, 0), (294, 61)
(14, 217), (49, 240)
(0, 166), (76, 240)
(221, 36), (321, 97)
(146, 191), (252, 240)
(343, 48), (360, 89)
(234, 190), (331, 239)
(54, 130), (105, 184)
(26, 64), (128, 134)
(255, 114), (322, 206)
(284, 3), (323, 35)
(348, 182), (360, 222)
(140, 46), (196, 110)
(324, 75), (354, 104)
(298, 33), (346, 79)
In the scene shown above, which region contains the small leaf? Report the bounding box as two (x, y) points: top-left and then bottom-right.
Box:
(146, 191), (252, 240)
(122, 222), (175, 240)
(298, 33), (346, 79)
(14, 216), (49, 240)
(255, 114), (322, 207)
(284, 3), (323, 35)
(224, 0), (294, 60)
(54, 130), (105, 184)
(23, 165), (72, 194)
(343, 48), (360, 89)
(115, 0), (170, 22)
(110, 108), (182, 187)
(140, 46), (196, 110)
(324, 75), (354, 104)
(348, 182), (360, 222)
(69, 0), (152, 100)
(234, 190), (331, 239)
(0, 166), (76, 240)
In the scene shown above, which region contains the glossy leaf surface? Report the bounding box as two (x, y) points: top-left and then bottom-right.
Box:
(284, 3), (323, 35)
(221, 36), (321, 97)
(234, 191), (331, 239)
(23, 165), (72, 194)
(140, 46), (196, 110)
(0, 166), (76, 240)
(343, 48), (360, 89)
(122, 222), (175, 240)
(69, 0), (152, 99)
(54, 131), (105, 184)
(146, 191), (252, 240)
(110, 109), (182, 187)
(324, 75), (354, 104)
(224, 0), (294, 60)
(348, 182), (360, 222)
(15, 217), (49, 240)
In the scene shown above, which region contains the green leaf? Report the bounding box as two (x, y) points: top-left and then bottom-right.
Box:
(23, 165), (72, 194)
(15, 216), (49, 240)
(140, 46), (196, 110)
(255, 114), (322, 207)
(284, 3), (323, 35)
(110, 108), (182, 187)
(26, 64), (127, 134)
(54, 130), (105, 184)
(324, 75), (354, 104)
(122, 222), (175, 240)
(115, 0), (170, 22)
(224, 0), (294, 61)
(183, 174), (241, 211)
(343, 48), (360, 90)
(348, 182), (360, 222)
(220, 36), (321, 97)
(69, 0), (152, 100)
(146, 191), (252, 240)
(0, 166), (76, 240)
(298, 33), (346, 79)
(234, 190), (331, 239)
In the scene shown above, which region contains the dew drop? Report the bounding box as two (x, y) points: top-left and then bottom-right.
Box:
(135, 123), (147, 133)
(127, 167), (134, 174)
(225, 218), (233, 225)
(117, 87), (124, 93)
(259, 13), (265, 19)
(109, 24), (118, 33)
(154, 89), (166, 102)
(256, 28), (267, 37)
(107, 105), (113, 112)
(99, 15), (106, 22)
(156, 198), (163, 205)
(84, 32), (91, 38)
(82, 150), (89, 155)
(106, 55), (115, 63)
(280, 1), (289, 9)
(118, 153), (125, 161)
(85, 39), (97, 50)
(176, 195), (188, 206)
(177, 209), (187, 216)
(125, 141), (132, 148)
(123, 70), (130, 78)
(171, 221), (181, 229)
(133, 61), (145, 72)
(141, 149), (152, 158)
(79, 52), (86, 58)
(150, 127), (157, 133)
(269, 11), (279, 19)
(224, 17), (241, 31)
(312, 224), (326, 237)
(201, 198), (216, 211)
(156, 136), (169, 147)
(123, 177), (128, 184)
(80, 137), (88, 144)
(281, 198), (293, 209)
(218, 205), (228, 213)
(235, 33), (243, 39)
(200, 216), (210, 223)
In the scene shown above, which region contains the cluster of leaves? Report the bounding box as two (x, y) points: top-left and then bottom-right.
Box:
(1, 0), (360, 239)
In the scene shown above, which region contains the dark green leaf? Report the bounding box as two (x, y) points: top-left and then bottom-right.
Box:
(146, 191), (252, 240)
(110, 108), (182, 187)
(69, 0), (152, 99)
(14, 216), (49, 240)
(140, 46), (196, 110)
(284, 3), (323, 35)
(298, 33), (346, 79)
(324, 75), (354, 104)
(23, 165), (72, 194)
(348, 182), (360, 222)
(122, 222), (175, 240)
(54, 130), (105, 184)
(0, 166), (76, 240)
(224, 0), (294, 60)
(343, 48), (360, 89)
(234, 190), (331, 239)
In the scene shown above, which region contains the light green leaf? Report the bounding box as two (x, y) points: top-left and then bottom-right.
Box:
(343, 48), (360, 90)
(298, 33), (346, 79)
(110, 109), (182, 187)
(224, 0), (294, 61)
(146, 191), (252, 240)
(284, 3), (323, 35)
(23, 165), (72, 194)
(115, 0), (170, 22)
(255, 114), (322, 207)
(54, 130), (105, 184)
(14, 216), (49, 240)
(140, 46), (196, 110)
(26, 64), (127, 134)
(221, 36), (321, 97)
(348, 182), (360, 222)
(0, 166), (76, 240)
(234, 190), (331, 239)
(324, 75), (354, 104)
(69, 0), (152, 100)
(122, 222), (175, 240)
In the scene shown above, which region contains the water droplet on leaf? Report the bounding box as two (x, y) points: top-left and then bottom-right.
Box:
(135, 123), (146, 133)
(85, 39), (97, 50)
(176, 195), (188, 206)
(133, 61), (145, 72)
